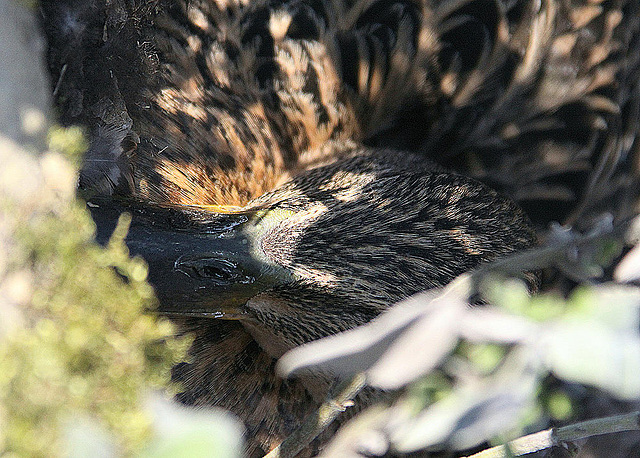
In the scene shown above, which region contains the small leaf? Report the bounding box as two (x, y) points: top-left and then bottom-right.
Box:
(567, 285), (640, 331)
(541, 323), (640, 400)
(278, 285), (466, 379)
(64, 416), (117, 458)
(546, 390), (573, 420)
(141, 394), (244, 458)
(320, 405), (394, 458)
(615, 245), (640, 283)
(481, 278), (531, 315)
(462, 343), (507, 374)
(391, 348), (538, 452)
(625, 216), (640, 244)
(366, 297), (463, 389)
(459, 307), (537, 343)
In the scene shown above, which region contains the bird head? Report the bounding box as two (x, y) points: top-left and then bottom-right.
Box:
(90, 150), (537, 358)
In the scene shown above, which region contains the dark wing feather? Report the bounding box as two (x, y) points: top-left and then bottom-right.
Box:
(43, 0), (640, 224)
(41, 0), (162, 195)
(320, 0), (640, 225)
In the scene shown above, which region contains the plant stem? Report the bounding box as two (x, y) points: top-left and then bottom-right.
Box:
(467, 411), (640, 458)
(264, 373), (367, 458)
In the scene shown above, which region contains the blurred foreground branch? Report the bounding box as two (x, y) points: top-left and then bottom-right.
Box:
(468, 411), (640, 457)
(265, 374), (367, 458)
(276, 268), (640, 456)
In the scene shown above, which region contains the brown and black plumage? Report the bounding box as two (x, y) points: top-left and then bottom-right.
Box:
(41, 0), (640, 455)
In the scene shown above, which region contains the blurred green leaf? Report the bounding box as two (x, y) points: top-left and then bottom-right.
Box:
(458, 307), (536, 343)
(571, 285), (640, 331)
(614, 244), (640, 282)
(64, 416), (117, 458)
(391, 348), (538, 452)
(481, 278), (531, 315)
(0, 146), (189, 456)
(545, 390), (573, 421)
(47, 125), (87, 165)
(319, 405), (393, 458)
(462, 343), (508, 374)
(366, 297), (462, 389)
(140, 395), (243, 458)
(541, 323), (640, 400)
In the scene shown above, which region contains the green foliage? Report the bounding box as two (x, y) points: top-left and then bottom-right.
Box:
(544, 390), (573, 421)
(279, 266), (640, 455)
(140, 395), (243, 458)
(0, 139), (189, 456)
(47, 125), (88, 166)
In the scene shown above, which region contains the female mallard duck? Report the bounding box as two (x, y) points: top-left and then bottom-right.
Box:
(42, 0), (640, 454)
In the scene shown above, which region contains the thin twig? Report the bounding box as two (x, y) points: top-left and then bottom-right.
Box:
(466, 411), (640, 458)
(469, 214), (632, 288)
(264, 373), (367, 458)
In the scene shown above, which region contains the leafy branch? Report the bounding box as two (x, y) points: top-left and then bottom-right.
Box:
(273, 227), (640, 456)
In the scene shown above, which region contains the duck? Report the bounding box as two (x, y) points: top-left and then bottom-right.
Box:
(40, 0), (640, 455)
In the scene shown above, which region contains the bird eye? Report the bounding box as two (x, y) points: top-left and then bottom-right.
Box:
(175, 256), (255, 285)
(195, 264), (233, 281)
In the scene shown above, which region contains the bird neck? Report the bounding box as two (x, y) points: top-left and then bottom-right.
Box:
(171, 319), (335, 457)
